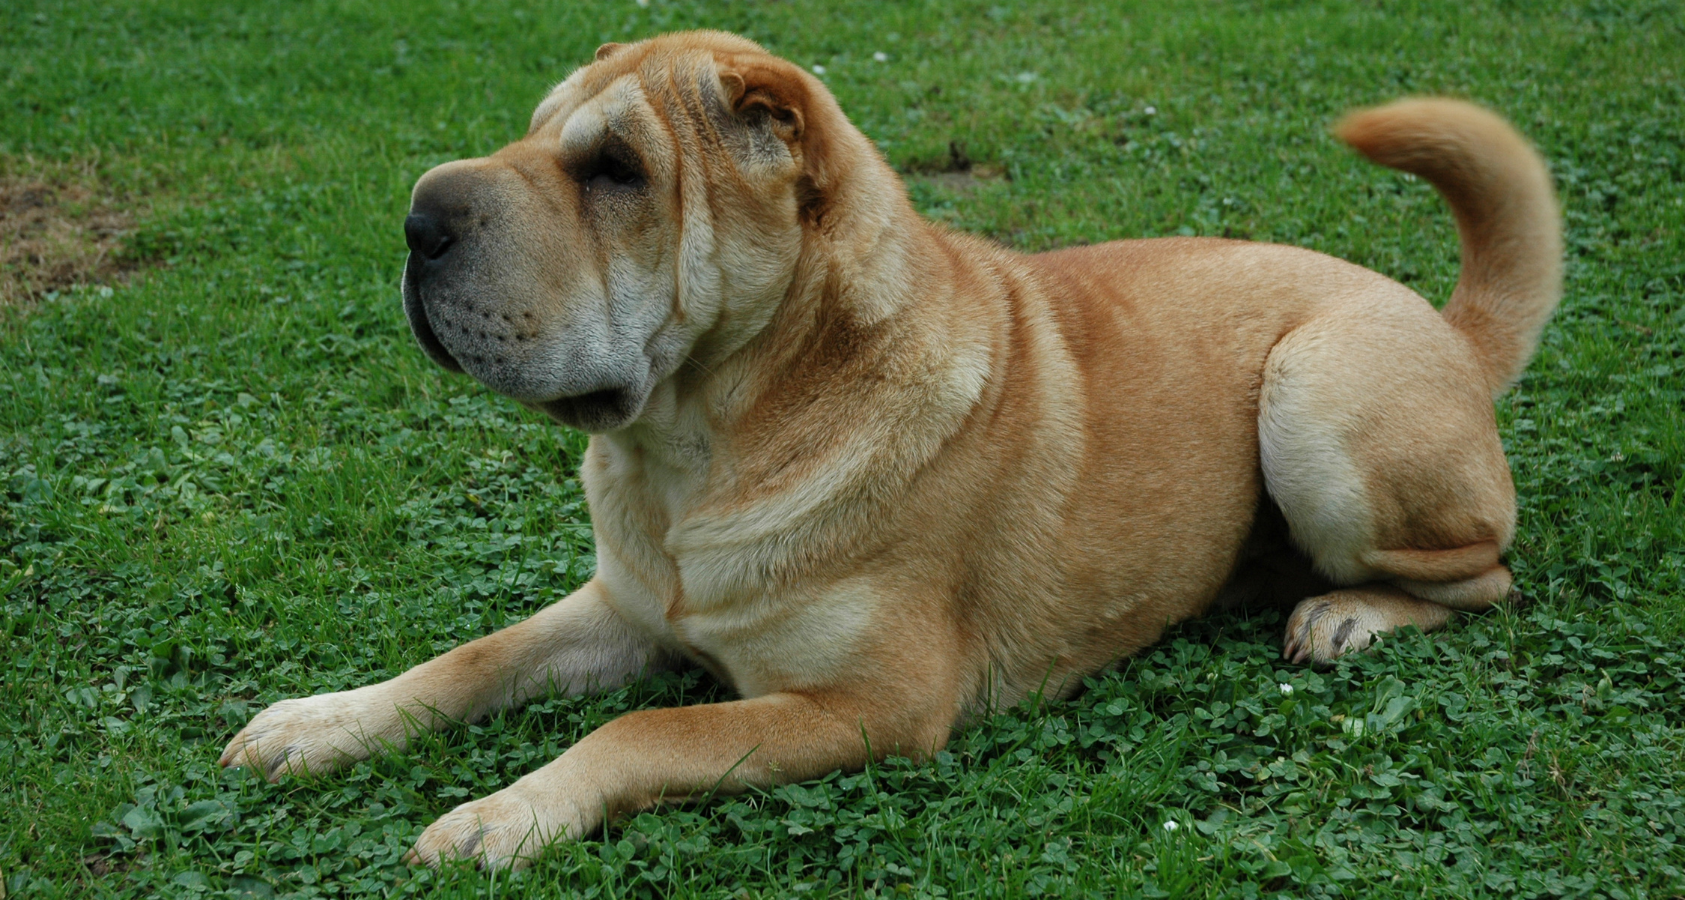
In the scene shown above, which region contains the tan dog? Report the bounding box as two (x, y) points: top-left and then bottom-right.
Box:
(220, 31), (1560, 869)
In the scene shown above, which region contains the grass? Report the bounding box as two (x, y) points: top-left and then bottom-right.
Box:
(2, 0), (1682, 896)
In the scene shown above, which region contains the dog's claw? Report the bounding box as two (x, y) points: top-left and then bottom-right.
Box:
(1284, 597), (1343, 666)
(264, 746), (301, 780)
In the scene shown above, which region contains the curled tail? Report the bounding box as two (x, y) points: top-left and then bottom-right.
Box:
(1336, 98), (1561, 397)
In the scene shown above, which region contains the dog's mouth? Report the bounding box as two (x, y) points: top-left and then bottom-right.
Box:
(403, 255), (650, 432)
(534, 387), (642, 433)
(401, 254), (466, 374)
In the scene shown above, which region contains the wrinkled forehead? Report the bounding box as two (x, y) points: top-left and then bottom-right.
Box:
(525, 50), (722, 164)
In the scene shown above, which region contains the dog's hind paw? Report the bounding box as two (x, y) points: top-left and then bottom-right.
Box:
(1283, 585), (1453, 666)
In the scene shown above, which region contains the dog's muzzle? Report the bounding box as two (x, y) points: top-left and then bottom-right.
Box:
(399, 166), (548, 389)
(398, 161), (657, 432)
(400, 176), (480, 376)
(401, 261), (466, 375)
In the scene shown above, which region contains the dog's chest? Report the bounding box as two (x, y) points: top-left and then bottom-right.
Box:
(589, 430), (874, 697)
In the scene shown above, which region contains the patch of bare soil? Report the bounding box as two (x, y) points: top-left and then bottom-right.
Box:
(902, 142), (1007, 196)
(909, 166), (1007, 195)
(1, 157), (143, 307)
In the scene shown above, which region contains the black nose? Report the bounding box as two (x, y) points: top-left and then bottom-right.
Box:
(404, 211), (454, 260)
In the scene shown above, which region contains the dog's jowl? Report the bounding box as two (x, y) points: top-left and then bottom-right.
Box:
(221, 31), (1560, 869)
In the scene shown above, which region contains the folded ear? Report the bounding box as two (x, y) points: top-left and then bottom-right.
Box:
(717, 60), (840, 224)
(718, 65), (805, 144)
(595, 42), (626, 61)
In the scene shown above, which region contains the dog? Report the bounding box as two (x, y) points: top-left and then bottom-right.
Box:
(220, 30), (1560, 869)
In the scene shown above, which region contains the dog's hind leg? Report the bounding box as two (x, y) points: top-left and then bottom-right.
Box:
(1260, 97), (1560, 665)
(1258, 302), (1518, 664)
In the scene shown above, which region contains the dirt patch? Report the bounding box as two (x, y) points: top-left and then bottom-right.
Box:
(902, 141), (1007, 196)
(908, 166), (1007, 195)
(1, 157), (143, 307)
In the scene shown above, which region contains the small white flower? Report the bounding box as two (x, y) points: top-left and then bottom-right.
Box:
(1278, 683), (1294, 696)
(873, 51), (889, 62)
(1162, 820), (1179, 832)
(811, 64), (826, 75)
(1144, 105), (1157, 115)
(1015, 71), (1038, 84)
(635, 0), (649, 6)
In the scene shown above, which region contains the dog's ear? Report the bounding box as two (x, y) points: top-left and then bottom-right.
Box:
(595, 42), (626, 62)
(718, 65), (806, 145)
(717, 61), (841, 225)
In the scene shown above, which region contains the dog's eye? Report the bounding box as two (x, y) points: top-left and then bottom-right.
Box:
(581, 151), (645, 192)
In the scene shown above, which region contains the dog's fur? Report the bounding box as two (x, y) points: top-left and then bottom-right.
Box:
(220, 31), (1560, 868)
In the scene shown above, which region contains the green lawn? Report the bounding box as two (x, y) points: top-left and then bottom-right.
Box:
(3, 0), (1682, 897)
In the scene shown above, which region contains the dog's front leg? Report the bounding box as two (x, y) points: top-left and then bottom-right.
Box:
(407, 689), (951, 869)
(220, 580), (668, 780)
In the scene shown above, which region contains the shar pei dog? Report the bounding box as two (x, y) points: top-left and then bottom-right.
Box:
(221, 31), (1560, 868)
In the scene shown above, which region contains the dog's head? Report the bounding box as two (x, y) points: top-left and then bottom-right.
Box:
(401, 31), (874, 432)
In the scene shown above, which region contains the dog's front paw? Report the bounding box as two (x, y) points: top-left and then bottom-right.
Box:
(218, 690), (395, 781)
(407, 787), (586, 870)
